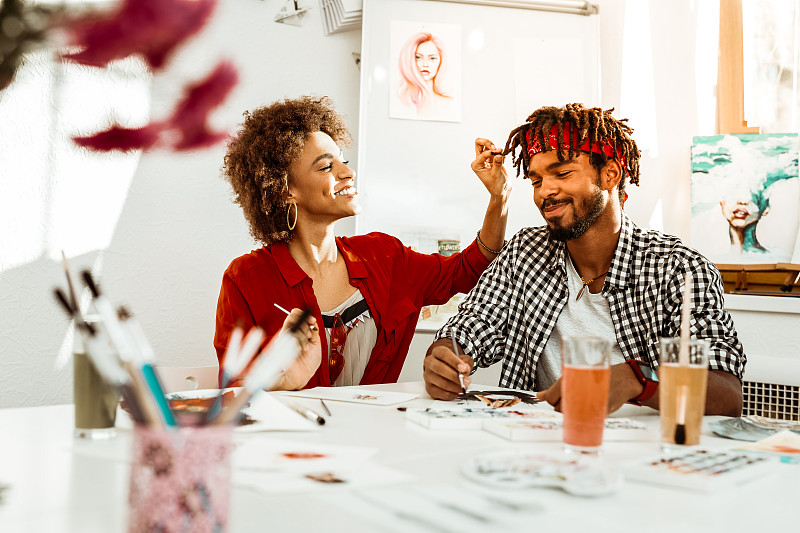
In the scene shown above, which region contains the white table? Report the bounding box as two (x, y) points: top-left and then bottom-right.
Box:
(0, 382), (797, 532)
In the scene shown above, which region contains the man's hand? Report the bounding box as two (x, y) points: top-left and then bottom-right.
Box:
(423, 338), (474, 400)
(536, 362), (643, 413)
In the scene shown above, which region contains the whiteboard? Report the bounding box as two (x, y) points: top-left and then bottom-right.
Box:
(356, 0), (600, 252)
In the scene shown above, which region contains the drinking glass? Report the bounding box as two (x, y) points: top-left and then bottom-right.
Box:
(73, 325), (119, 439)
(659, 338), (709, 452)
(561, 336), (612, 455)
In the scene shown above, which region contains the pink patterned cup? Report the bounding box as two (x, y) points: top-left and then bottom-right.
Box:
(128, 424), (233, 533)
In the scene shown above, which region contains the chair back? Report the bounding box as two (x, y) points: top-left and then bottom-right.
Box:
(155, 365), (220, 393)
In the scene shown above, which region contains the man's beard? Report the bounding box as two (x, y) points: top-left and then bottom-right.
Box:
(545, 188), (605, 242)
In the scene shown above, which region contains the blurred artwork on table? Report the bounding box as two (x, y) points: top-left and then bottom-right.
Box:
(691, 134), (799, 264)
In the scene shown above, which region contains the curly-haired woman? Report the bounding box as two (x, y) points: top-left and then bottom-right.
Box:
(215, 95), (509, 390)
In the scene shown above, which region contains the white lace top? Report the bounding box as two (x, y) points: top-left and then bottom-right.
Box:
(320, 289), (377, 386)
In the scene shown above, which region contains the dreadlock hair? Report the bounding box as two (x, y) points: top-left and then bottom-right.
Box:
(502, 103), (641, 203)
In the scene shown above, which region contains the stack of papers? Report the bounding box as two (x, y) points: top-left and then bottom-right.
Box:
(320, 0), (362, 35)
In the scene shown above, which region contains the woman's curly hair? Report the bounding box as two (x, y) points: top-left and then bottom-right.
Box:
(222, 96), (351, 245)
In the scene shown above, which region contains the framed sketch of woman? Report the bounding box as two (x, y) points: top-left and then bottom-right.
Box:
(389, 21), (462, 122)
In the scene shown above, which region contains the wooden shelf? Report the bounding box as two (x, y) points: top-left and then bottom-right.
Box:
(717, 263), (800, 295)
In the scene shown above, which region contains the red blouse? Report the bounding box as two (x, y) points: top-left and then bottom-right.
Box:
(214, 232), (491, 388)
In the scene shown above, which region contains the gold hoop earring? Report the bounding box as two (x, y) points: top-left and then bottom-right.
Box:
(287, 200), (298, 231)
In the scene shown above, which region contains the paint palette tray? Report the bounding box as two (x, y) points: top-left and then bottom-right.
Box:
(624, 449), (778, 492)
(483, 413), (649, 441)
(406, 407), (514, 430)
(462, 450), (622, 497)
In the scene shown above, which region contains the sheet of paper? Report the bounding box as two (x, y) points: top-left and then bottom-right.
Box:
(735, 430), (800, 459)
(234, 462), (410, 495)
(284, 387), (418, 406)
(234, 437), (377, 472)
(233, 435), (399, 494)
(325, 484), (549, 533)
(238, 393), (319, 433)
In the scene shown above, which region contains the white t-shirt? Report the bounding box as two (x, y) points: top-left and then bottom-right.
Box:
(321, 289), (377, 387)
(535, 256), (625, 390)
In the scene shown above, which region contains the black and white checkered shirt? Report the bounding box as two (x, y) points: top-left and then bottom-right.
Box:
(436, 213), (746, 390)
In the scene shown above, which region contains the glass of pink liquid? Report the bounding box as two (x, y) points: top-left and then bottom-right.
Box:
(561, 336), (612, 455)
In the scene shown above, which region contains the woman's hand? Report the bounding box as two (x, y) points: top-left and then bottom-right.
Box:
(275, 309), (321, 390)
(471, 138), (511, 200)
(472, 137), (511, 260)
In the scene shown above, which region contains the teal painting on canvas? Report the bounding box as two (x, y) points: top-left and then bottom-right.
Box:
(691, 133), (799, 264)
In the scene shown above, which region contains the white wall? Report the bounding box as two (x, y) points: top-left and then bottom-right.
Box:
(595, 0), (701, 241)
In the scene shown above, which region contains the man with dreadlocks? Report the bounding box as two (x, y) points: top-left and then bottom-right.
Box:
(423, 103), (745, 416)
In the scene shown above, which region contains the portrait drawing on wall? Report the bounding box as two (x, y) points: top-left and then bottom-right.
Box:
(388, 20), (462, 123)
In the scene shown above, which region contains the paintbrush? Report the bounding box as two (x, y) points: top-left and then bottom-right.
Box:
(204, 324), (265, 423)
(675, 273), (692, 445)
(53, 288), (146, 424)
(220, 325), (265, 387)
(319, 399), (331, 417)
(114, 305), (178, 430)
(450, 329), (466, 394)
(60, 251), (83, 319)
(213, 308), (312, 425)
(274, 303), (318, 331)
(81, 271), (175, 429)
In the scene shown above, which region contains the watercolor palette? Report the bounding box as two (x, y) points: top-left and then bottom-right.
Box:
(406, 407), (520, 430)
(625, 449), (778, 491)
(483, 413), (648, 441)
(462, 450), (622, 497)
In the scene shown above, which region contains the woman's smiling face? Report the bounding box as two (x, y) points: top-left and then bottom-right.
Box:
(287, 131), (360, 224)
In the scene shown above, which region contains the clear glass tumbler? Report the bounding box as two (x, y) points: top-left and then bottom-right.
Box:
(561, 336), (612, 455)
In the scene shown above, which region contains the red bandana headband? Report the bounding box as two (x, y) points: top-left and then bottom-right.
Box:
(526, 122), (629, 176)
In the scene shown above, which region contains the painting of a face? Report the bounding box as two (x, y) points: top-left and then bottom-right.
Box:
(690, 133), (799, 263)
(719, 192), (767, 229)
(415, 40), (441, 81)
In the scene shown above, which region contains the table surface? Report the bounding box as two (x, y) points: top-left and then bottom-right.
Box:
(0, 382), (797, 533)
